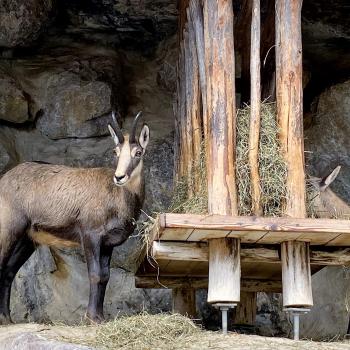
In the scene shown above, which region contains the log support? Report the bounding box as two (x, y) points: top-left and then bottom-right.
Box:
(275, 0), (310, 340)
(281, 241), (313, 308)
(203, 0), (239, 334)
(233, 291), (257, 326)
(172, 288), (196, 318)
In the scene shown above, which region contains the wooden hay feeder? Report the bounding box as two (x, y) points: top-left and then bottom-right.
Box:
(135, 0), (350, 340)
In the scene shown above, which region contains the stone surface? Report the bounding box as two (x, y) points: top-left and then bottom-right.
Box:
(0, 332), (94, 350)
(305, 80), (350, 203)
(0, 74), (29, 123)
(300, 266), (350, 340)
(0, 0), (54, 48)
(0, 39), (175, 324)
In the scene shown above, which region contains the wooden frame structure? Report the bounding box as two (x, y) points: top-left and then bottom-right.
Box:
(136, 0), (350, 339)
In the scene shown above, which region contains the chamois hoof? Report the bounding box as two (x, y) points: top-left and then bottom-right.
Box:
(84, 312), (105, 325)
(0, 313), (13, 325)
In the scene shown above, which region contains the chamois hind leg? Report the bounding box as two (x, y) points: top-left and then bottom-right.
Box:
(0, 212), (30, 325)
(0, 235), (35, 325)
(81, 230), (113, 323)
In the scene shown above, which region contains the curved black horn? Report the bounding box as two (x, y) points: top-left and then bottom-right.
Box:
(129, 111), (143, 143)
(111, 111), (124, 143)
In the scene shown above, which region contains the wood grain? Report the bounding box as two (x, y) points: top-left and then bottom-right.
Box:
(249, 0), (262, 216)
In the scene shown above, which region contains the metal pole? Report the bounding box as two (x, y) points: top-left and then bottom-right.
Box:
(221, 306), (228, 334)
(284, 307), (310, 341)
(293, 313), (300, 341)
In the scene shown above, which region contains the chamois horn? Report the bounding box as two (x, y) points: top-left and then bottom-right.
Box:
(129, 111), (143, 143)
(111, 111), (124, 143)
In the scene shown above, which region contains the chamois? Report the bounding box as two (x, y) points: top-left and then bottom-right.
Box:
(309, 166), (350, 219)
(0, 111), (150, 324)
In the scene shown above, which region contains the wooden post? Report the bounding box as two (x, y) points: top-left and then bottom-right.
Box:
(275, 0), (313, 317)
(203, 0), (240, 310)
(172, 288), (196, 318)
(249, 0), (262, 216)
(207, 238), (240, 303)
(233, 291), (257, 325)
(281, 241), (313, 307)
(188, 8), (202, 192)
(189, 0), (207, 139)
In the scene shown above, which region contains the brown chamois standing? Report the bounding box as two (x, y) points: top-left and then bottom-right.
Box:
(0, 111), (150, 324)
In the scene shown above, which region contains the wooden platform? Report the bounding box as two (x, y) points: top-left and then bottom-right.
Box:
(135, 214), (350, 291)
(153, 213), (350, 246)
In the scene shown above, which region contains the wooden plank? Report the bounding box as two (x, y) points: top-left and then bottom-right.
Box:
(160, 213), (350, 236)
(151, 242), (350, 266)
(135, 277), (282, 293)
(187, 229), (231, 241)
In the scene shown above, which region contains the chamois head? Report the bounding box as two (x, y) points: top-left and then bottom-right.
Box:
(309, 166), (341, 192)
(108, 111), (150, 186)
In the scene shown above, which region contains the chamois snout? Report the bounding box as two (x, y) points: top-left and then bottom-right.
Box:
(108, 111), (150, 186)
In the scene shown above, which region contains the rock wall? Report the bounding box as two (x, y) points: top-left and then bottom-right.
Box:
(0, 39), (176, 323)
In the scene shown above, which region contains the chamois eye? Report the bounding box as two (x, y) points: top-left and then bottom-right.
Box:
(113, 149), (120, 157)
(135, 150), (142, 157)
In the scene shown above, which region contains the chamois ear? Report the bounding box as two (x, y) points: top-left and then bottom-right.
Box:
(139, 124), (150, 149)
(320, 166), (341, 191)
(108, 124), (120, 145)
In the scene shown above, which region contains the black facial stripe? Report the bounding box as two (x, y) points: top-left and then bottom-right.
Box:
(126, 157), (141, 177)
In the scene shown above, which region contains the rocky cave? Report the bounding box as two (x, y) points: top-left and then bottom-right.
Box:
(0, 0), (349, 339)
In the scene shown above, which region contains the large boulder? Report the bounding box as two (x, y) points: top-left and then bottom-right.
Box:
(0, 0), (54, 48)
(0, 75), (29, 123)
(305, 80), (350, 202)
(36, 71), (114, 139)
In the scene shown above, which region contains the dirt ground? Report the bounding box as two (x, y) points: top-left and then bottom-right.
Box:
(1, 323), (350, 350)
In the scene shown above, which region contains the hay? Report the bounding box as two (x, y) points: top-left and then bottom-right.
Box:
(88, 313), (201, 350)
(236, 102), (288, 216)
(170, 103), (287, 216)
(170, 143), (208, 214)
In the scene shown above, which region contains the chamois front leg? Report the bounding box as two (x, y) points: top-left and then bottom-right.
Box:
(82, 230), (113, 323)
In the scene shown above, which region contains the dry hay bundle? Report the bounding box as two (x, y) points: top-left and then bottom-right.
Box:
(91, 313), (201, 350)
(170, 141), (208, 214)
(236, 102), (287, 216)
(171, 102), (287, 216)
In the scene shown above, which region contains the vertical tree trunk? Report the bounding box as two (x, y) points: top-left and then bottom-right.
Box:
(204, 0), (240, 306)
(203, 0), (237, 216)
(249, 0), (262, 216)
(189, 0), (207, 139)
(188, 8), (202, 192)
(275, 0), (306, 218)
(172, 288), (196, 318)
(184, 29), (194, 196)
(275, 0), (313, 310)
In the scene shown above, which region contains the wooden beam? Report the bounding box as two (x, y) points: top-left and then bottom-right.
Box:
(233, 291), (257, 325)
(172, 288), (196, 317)
(158, 213), (350, 236)
(135, 277), (282, 293)
(249, 0), (262, 216)
(152, 242), (350, 266)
